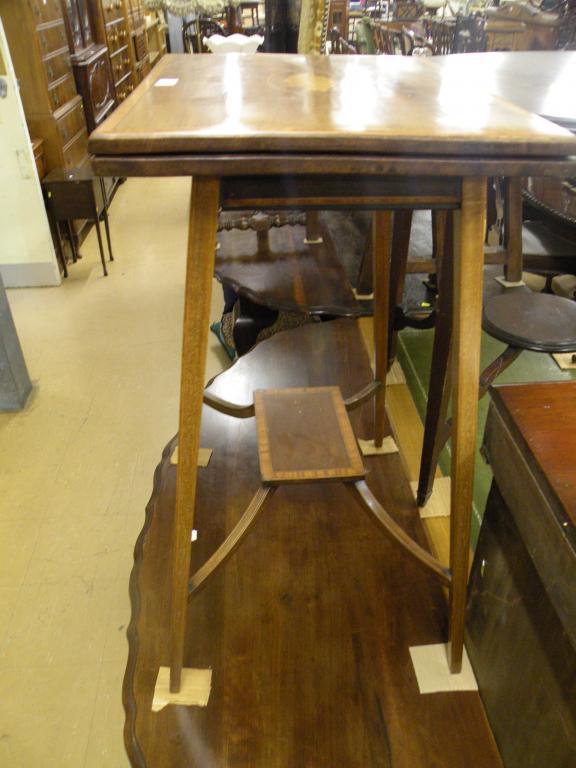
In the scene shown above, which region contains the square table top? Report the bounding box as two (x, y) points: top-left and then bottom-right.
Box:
(88, 53), (576, 160)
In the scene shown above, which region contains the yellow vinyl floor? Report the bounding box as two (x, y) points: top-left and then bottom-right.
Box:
(0, 178), (228, 767)
(0, 178), (450, 766)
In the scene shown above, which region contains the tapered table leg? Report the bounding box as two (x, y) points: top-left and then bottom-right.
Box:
(448, 177), (487, 673)
(417, 212), (454, 507)
(170, 176), (221, 693)
(373, 211), (393, 447)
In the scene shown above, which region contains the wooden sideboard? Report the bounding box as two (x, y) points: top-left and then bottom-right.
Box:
(467, 382), (576, 768)
(94, 0), (137, 102)
(61, 0), (116, 132)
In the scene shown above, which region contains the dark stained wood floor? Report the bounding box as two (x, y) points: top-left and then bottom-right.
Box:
(124, 319), (502, 767)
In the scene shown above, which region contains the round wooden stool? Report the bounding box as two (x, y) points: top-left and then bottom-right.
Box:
(417, 291), (576, 507)
(483, 292), (576, 352)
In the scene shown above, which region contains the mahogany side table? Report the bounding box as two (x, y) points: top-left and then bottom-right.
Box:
(88, 53), (576, 694)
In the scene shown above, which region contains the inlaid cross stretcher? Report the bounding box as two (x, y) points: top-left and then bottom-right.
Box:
(188, 386), (450, 610)
(88, 52), (576, 697)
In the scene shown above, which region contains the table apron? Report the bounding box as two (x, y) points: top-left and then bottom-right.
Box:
(220, 175), (460, 210)
(90, 153), (576, 180)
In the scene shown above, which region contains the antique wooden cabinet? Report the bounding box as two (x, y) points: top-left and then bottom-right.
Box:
(145, 9), (167, 68)
(467, 382), (576, 768)
(61, 0), (116, 132)
(91, 0), (137, 102)
(127, 0), (151, 83)
(71, 44), (115, 131)
(0, 0), (89, 173)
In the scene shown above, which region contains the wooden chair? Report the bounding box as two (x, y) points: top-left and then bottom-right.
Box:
(453, 13), (487, 53)
(416, 227), (576, 506)
(240, 0), (260, 30)
(393, 0), (425, 20)
(426, 18), (456, 55)
(215, 210), (361, 355)
(372, 22), (406, 54)
(182, 16), (226, 53)
(329, 26), (357, 53)
(328, 0), (350, 40)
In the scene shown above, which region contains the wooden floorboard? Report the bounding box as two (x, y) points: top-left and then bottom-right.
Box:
(124, 319), (501, 767)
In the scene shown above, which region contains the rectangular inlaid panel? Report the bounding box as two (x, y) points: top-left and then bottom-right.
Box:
(254, 386), (365, 485)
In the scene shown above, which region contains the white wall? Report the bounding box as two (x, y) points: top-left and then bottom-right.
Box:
(0, 18), (60, 287)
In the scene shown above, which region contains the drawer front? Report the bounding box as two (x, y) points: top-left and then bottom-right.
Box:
(115, 78), (133, 102)
(111, 51), (131, 84)
(134, 30), (147, 61)
(44, 50), (72, 85)
(102, 0), (124, 22)
(133, 56), (149, 84)
(37, 21), (68, 57)
(31, 0), (63, 24)
(48, 74), (78, 112)
(106, 20), (127, 53)
(57, 99), (86, 147)
(62, 128), (89, 168)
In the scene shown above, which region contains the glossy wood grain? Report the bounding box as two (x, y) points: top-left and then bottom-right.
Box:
(431, 51), (576, 131)
(88, 53), (576, 159)
(124, 319), (502, 767)
(205, 319), (374, 408)
(216, 223), (361, 316)
(483, 383), (576, 648)
(488, 381), (576, 530)
(448, 177), (487, 673)
(91, 152), (576, 179)
(170, 177), (220, 692)
(255, 386), (366, 484)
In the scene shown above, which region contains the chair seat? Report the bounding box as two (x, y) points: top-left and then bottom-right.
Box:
(483, 292), (576, 353)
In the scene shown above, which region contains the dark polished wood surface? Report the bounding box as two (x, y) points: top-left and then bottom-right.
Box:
(125, 320), (502, 767)
(488, 381), (576, 530)
(431, 51), (576, 131)
(483, 382), (576, 650)
(216, 223), (361, 315)
(254, 386), (366, 484)
(470, 381), (576, 768)
(88, 53), (576, 158)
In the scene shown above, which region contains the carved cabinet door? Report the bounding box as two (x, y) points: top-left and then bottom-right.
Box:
(88, 57), (113, 119)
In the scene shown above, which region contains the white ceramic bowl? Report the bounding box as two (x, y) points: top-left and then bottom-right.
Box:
(203, 33), (264, 53)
